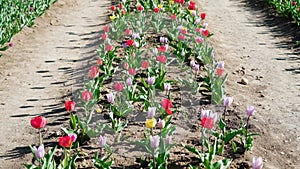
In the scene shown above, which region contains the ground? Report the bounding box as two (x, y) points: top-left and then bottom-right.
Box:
(0, 0), (299, 168)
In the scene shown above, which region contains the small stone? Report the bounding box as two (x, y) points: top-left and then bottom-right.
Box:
(240, 77), (249, 85)
(280, 151), (285, 155)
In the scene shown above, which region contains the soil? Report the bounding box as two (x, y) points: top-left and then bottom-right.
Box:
(0, 0), (299, 169)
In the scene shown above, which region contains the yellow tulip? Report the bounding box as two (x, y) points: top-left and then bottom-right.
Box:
(158, 4), (163, 9)
(145, 118), (157, 128)
(169, 1), (174, 5)
(110, 15), (117, 21)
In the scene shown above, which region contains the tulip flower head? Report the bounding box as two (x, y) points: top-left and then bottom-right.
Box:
(147, 76), (156, 85)
(157, 55), (167, 63)
(202, 29), (210, 37)
(68, 133), (77, 142)
(200, 110), (217, 130)
(30, 116), (47, 129)
(147, 107), (156, 118)
(99, 135), (107, 147)
(164, 83), (171, 93)
(194, 64), (200, 72)
(114, 82), (124, 92)
(33, 144), (45, 159)
(157, 118), (165, 129)
(107, 93), (115, 104)
(58, 135), (73, 148)
(150, 135), (160, 149)
(126, 77), (133, 86)
(9, 42), (14, 47)
(141, 61), (150, 69)
(97, 59), (103, 66)
(128, 68), (136, 75)
(247, 106), (255, 116)
(252, 157), (263, 169)
(161, 98), (172, 115)
(145, 118), (157, 128)
(103, 26), (110, 32)
(65, 100), (76, 112)
(82, 91), (92, 101)
(200, 13), (206, 19)
(165, 136), (172, 145)
(89, 66), (99, 79)
(223, 96), (233, 107)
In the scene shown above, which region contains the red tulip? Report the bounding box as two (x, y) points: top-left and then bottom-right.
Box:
(30, 116), (47, 129)
(119, 3), (124, 9)
(178, 34), (185, 41)
(126, 39), (134, 46)
(89, 66), (99, 79)
(292, 1), (297, 5)
(171, 14), (177, 20)
(125, 29), (132, 35)
(114, 82), (124, 92)
(141, 61), (149, 69)
(202, 29), (209, 37)
(101, 33), (108, 40)
(110, 6), (116, 11)
(158, 46), (167, 52)
(82, 91), (92, 101)
(58, 135), (73, 148)
(157, 55), (167, 63)
(161, 98), (172, 110)
(137, 6), (144, 11)
(154, 7), (160, 13)
(65, 100), (76, 112)
(200, 13), (206, 19)
(121, 10), (126, 15)
(106, 45), (113, 51)
(216, 68), (225, 76)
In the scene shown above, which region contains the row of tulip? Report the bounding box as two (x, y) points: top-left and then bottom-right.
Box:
(25, 0), (263, 168)
(0, 0), (57, 56)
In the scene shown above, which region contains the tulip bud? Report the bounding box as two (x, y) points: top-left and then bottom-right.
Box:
(30, 116), (47, 129)
(164, 83), (171, 93)
(99, 135), (107, 147)
(65, 100), (76, 112)
(157, 118), (165, 129)
(194, 64), (199, 72)
(114, 82), (124, 92)
(223, 96), (233, 107)
(252, 157), (263, 169)
(165, 136), (172, 145)
(247, 106), (255, 116)
(145, 118), (157, 128)
(82, 91), (92, 101)
(126, 77), (132, 86)
(148, 77), (155, 85)
(33, 144), (45, 159)
(217, 61), (225, 68)
(107, 93), (115, 104)
(190, 60), (195, 67)
(147, 107), (156, 118)
(68, 133), (77, 143)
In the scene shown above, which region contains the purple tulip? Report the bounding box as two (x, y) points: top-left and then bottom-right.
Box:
(223, 96), (233, 107)
(164, 83), (171, 93)
(217, 61), (224, 68)
(148, 77), (155, 85)
(99, 135), (107, 147)
(165, 136), (172, 145)
(203, 22), (208, 29)
(150, 135), (160, 149)
(107, 93), (115, 104)
(247, 106), (255, 116)
(252, 157), (263, 169)
(8, 42), (14, 47)
(147, 107), (156, 118)
(33, 144), (45, 159)
(195, 18), (201, 25)
(194, 64), (200, 72)
(126, 77), (132, 86)
(190, 60), (195, 67)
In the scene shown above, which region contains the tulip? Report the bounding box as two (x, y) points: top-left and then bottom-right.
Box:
(141, 61), (149, 69)
(157, 55), (167, 63)
(150, 135), (160, 149)
(161, 98), (172, 110)
(132, 33), (140, 39)
(201, 111), (217, 129)
(128, 68), (136, 75)
(171, 14), (177, 20)
(126, 39), (134, 46)
(194, 64), (199, 72)
(195, 36), (203, 43)
(216, 68), (225, 77)
(153, 48), (158, 56)
(103, 26), (110, 32)
(252, 157), (263, 169)
(99, 135), (107, 147)
(247, 106), (255, 116)
(200, 13), (206, 19)
(105, 45), (113, 51)
(223, 96), (233, 107)
(292, 1), (297, 5)
(178, 34), (185, 41)
(157, 118), (165, 129)
(58, 135), (73, 148)
(82, 91), (92, 101)
(68, 133), (77, 143)
(125, 29), (132, 35)
(195, 18), (201, 25)
(29, 6), (34, 11)
(147, 107), (156, 118)
(190, 60), (196, 67)
(114, 82), (124, 92)
(158, 45), (167, 52)
(110, 6), (116, 11)
(33, 144), (45, 159)
(97, 59), (103, 66)
(107, 93), (115, 103)
(101, 33), (108, 40)
(137, 5), (144, 11)
(200, 110), (210, 119)
(153, 7), (159, 13)
(202, 29), (210, 37)
(203, 22), (208, 29)
(134, 41), (139, 48)
(148, 77), (155, 85)
(145, 118), (157, 128)
(8, 42), (14, 47)
(65, 100), (76, 112)
(160, 37), (168, 43)
(164, 83), (171, 94)
(217, 61), (225, 68)
(31, 116), (47, 129)
(89, 66), (99, 79)
(126, 77), (132, 86)
(123, 62), (129, 70)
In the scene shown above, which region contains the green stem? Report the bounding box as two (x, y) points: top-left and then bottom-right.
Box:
(39, 129), (42, 146)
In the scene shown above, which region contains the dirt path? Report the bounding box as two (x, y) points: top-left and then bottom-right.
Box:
(0, 0), (109, 168)
(203, 0), (299, 168)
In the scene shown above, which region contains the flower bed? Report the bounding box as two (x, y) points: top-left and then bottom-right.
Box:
(25, 0), (263, 168)
(0, 0), (57, 55)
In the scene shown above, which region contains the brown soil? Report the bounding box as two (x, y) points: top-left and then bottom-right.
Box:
(0, 0), (299, 169)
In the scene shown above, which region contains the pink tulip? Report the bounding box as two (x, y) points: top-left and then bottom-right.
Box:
(147, 107), (156, 118)
(99, 135), (107, 147)
(178, 34), (185, 41)
(157, 118), (165, 129)
(150, 135), (160, 149)
(82, 91), (92, 101)
(126, 77), (132, 86)
(157, 55), (167, 63)
(89, 66), (99, 79)
(247, 106), (255, 116)
(223, 96), (233, 107)
(128, 68), (136, 75)
(107, 93), (115, 103)
(114, 82), (124, 92)
(252, 157), (263, 169)
(147, 77), (155, 85)
(68, 133), (77, 143)
(33, 144), (45, 159)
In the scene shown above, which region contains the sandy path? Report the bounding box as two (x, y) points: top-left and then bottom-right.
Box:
(203, 0), (299, 168)
(0, 0), (109, 168)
